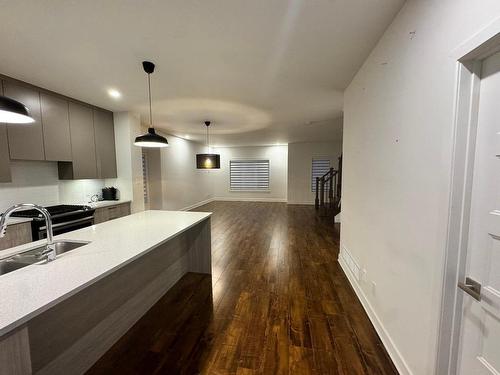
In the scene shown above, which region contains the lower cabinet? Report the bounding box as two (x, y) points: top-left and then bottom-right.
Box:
(0, 222), (32, 251)
(94, 203), (131, 224)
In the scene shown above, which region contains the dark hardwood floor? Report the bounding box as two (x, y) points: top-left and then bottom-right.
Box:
(87, 201), (397, 375)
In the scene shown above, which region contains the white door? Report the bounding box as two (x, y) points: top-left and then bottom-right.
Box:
(457, 51), (500, 374)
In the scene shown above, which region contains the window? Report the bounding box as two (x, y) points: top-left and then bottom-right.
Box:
(230, 159), (270, 191)
(311, 158), (330, 192)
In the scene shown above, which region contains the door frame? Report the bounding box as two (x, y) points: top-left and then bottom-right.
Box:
(436, 20), (500, 375)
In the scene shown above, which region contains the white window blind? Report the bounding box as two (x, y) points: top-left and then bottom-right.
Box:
(230, 160), (270, 191)
(311, 158), (330, 192)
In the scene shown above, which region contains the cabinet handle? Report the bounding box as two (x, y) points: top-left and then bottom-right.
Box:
(458, 277), (481, 301)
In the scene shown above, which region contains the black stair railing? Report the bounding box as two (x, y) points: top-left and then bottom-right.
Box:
(315, 155), (342, 218)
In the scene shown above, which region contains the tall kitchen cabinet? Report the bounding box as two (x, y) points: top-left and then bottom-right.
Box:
(58, 106), (117, 180)
(59, 103), (97, 179)
(94, 109), (117, 178)
(40, 93), (72, 161)
(0, 82), (11, 182)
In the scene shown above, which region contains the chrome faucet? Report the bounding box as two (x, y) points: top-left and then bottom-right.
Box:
(0, 204), (56, 262)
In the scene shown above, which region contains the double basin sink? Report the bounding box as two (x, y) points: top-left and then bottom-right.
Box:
(0, 240), (90, 276)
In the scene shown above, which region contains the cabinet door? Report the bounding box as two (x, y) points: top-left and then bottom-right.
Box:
(40, 93), (71, 161)
(0, 123), (11, 182)
(119, 202), (131, 217)
(93, 203), (130, 224)
(0, 82), (11, 182)
(0, 222), (32, 250)
(4, 82), (45, 160)
(68, 102), (97, 179)
(93, 207), (109, 224)
(93, 109), (117, 178)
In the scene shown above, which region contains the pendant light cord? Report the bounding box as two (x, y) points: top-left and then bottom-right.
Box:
(148, 73), (153, 126)
(206, 123), (210, 153)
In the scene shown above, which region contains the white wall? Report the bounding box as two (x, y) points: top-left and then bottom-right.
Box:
(341, 1), (500, 374)
(212, 145), (288, 202)
(105, 112), (145, 213)
(0, 161), (105, 211)
(287, 141), (342, 205)
(158, 134), (213, 210)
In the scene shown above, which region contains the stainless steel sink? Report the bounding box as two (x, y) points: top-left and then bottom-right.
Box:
(0, 259), (38, 275)
(0, 240), (90, 276)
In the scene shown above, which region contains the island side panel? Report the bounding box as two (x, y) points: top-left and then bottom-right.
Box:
(0, 326), (32, 375)
(26, 217), (211, 375)
(188, 217), (212, 274)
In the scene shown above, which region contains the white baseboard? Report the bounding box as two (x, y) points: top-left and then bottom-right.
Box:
(212, 197), (287, 203)
(180, 198), (215, 211)
(338, 247), (413, 375)
(179, 197), (288, 210)
(286, 201), (315, 205)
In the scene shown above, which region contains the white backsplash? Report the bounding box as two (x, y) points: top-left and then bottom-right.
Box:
(0, 161), (105, 211)
(59, 179), (106, 205)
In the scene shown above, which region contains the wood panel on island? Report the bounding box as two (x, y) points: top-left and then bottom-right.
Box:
(0, 76), (117, 181)
(0, 212), (212, 375)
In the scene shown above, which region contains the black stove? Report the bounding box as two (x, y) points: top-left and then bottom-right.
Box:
(10, 204), (93, 218)
(11, 204), (96, 240)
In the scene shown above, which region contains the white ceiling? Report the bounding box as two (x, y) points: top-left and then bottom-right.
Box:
(0, 0), (404, 146)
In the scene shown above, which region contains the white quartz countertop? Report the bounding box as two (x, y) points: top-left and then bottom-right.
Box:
(86, 200), (131, 209)
(0, 210), (211, 337)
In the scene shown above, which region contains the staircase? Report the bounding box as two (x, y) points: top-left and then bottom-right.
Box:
(315, 155), (342, 219)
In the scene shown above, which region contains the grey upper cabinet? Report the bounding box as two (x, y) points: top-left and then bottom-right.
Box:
(4, 82), (45, 160)
(0, 76), (117, 180)
(59, 102), (97, 179)
(0, 82), (11, 182)
(93, 109), (117, 178)
(40, 93), (72, 161)
(0, 123), (11, 182)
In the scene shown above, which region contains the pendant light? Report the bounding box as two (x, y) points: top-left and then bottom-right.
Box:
(0, 95), (34, 123)
(196, 121), (220, 169)
(134, 61), (169, 148)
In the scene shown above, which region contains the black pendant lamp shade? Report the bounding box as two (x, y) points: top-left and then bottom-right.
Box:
(0, 95), (35, 123)
(196, 121), (220, 169)
(134, 127), (169, 147)
(134, 61), (169, 148)
(196, 153), (221, 169)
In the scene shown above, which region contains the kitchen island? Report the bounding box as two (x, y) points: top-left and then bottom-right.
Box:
(0, 210), (212, 375)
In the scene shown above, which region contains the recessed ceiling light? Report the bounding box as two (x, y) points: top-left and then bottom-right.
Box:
(107, 89), (122, 99)
(185, 135), (190, 139)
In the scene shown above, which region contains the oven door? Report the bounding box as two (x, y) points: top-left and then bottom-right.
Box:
(36, 216), (94, 240)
